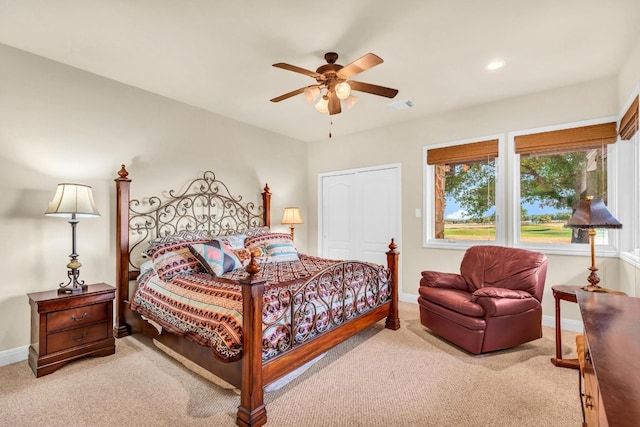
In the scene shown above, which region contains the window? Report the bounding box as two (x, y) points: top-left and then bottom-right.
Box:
(618, 96), (639, 264)
(513, 121), (617, 248)
(423, 136), (502, 246)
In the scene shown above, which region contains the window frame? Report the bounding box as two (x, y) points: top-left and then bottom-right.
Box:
(508, 117), (621, 256)
(618, 91), (640, 267)
(422, 134), (506, 249)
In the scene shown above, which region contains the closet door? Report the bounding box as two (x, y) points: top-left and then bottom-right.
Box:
(320, 165), (400, 265)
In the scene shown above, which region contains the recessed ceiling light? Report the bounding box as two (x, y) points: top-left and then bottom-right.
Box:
(486, 59), (505, 71)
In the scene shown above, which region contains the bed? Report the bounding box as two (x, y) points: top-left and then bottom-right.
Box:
(113, 165), (400, 427)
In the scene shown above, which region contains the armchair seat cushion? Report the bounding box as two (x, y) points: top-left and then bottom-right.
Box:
(419, 287), (485, 318)
(418, 297), (487, 331)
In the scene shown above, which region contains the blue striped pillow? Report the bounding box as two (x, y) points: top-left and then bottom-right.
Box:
(265, 240), (299, 262)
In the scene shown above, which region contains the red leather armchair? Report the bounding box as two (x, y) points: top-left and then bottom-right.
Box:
(418, 245), (548, 354)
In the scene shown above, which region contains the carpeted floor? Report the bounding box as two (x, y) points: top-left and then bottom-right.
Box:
(0, 302), (582, 426)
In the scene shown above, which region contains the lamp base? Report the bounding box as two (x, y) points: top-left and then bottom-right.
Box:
(57, 266), (87, 294)
(580, 284), (627, 295)
(581, 284), (607, 293)
(57, 284), (88, 295)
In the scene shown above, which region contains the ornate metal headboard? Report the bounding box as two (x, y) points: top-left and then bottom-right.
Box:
(115, 165), (271, 272)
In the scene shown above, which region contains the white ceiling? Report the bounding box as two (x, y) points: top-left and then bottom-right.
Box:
(1, 0), (640, 143)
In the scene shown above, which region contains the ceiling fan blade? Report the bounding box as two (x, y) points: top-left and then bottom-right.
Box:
(349, 80), (399, 98)
(270, 87), (306, 103)
(328, 91), (342, 115)
(273, 62), (321, 78)
(337, 53), (383, 79)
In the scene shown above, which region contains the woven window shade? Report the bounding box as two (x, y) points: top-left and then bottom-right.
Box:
(619, 96), (638, 141)
(426, 139), (498, 165)
(514, 122), (617, 155)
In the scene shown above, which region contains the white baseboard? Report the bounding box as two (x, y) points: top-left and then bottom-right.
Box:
(404, 292), (584, 332)
(542, 315), (583, 332)
(0, 345), (28, 367)
(400, 293), (418, 304)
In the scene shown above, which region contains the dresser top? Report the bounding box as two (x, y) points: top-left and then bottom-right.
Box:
(577, 290), (640, 427)
(27, 283), (115, 303)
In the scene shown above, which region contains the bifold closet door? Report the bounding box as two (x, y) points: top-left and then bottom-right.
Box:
(320, 166), (400, 266)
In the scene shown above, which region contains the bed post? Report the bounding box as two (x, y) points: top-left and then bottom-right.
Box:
(385, 238), (401, 330)
(237, 257), (268, 427)
(262, 184), (271, 228)
(114, 165), (132, 338)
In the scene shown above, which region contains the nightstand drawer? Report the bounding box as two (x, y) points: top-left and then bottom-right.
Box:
(47, 302), (109, 332)
(47, 322), (109, 354)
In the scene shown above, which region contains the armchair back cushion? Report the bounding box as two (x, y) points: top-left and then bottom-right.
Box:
(459, 245), (547, 301)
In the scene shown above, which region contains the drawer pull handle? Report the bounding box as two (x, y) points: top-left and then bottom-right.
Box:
(71, 332), (88, 342)
(71, 312), (89, 322)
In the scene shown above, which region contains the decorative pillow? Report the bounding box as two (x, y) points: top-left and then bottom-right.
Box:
(245, 233), (299, 263)
(243, 226), (271, 238)
(232, 247), (252, 266)
(189, 239), (242, 276)
(223, 234), (246, 250)
(148, 239), (208, 281)
(143, 229), (211, 258)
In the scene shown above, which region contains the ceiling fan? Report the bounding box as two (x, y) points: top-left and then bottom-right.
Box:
(270, 52), (399, 115)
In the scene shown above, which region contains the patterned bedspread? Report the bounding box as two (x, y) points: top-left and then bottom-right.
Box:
(130, 254), (391, 362)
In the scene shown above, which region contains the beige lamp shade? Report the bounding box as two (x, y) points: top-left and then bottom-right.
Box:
(281, 207), (303, 225)
(45, 183), (101, 218)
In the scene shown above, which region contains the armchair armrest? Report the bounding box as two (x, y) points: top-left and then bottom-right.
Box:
(472, 287), (538, 316)
(420, 271), (468, 291)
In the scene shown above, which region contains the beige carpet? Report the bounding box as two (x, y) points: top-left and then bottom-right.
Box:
(0, 302), (582, 426)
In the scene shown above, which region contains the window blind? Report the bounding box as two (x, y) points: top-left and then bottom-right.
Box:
(619, 96), (638, 141)
(514, 122), (617, 155)
(426, 139), (498, 165)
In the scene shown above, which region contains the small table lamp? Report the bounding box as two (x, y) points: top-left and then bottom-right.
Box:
(281, 207), (303, 240)
(45, 183), (101, 294)
(564, 197), (622, 292)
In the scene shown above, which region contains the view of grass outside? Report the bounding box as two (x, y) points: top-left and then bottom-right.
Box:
(444, 222), (573, 242)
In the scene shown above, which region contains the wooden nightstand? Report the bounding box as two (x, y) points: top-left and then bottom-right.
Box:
(27, 283), (116, 377)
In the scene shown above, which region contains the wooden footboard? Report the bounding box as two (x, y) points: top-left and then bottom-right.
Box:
(236, 242), (399, 427)
(113, 166), (399, 427)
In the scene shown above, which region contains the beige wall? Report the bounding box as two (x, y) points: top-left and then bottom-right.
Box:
(0, 44), (308, 352)
(307, 76), (621, 323)
(619, 33), (640, 109)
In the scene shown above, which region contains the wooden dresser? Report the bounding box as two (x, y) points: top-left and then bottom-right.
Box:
(577, 290), (640, 427)
(28, 283), (116, 377)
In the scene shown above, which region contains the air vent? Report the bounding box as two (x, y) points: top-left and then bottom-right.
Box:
(387, 99), (415, 111)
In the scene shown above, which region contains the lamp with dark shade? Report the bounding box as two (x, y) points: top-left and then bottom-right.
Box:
(281, 207), (303, 240)
(564, 197), (622, 292)
(45, 183), (101, 294)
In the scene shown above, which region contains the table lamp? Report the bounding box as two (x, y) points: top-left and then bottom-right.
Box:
(281, 207), (303, 240)
(564, 197), (622, 292)
(45, 183), (101, 294)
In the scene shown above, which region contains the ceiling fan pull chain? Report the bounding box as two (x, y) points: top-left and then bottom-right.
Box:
(329, 120), (333, 138)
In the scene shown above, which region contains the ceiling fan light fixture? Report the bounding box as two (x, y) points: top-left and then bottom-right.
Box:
(335, 81), (351, 100)
(345, 95), (358, 109)
(315, 95), (329, 113)
(304, 86), (320, 103)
